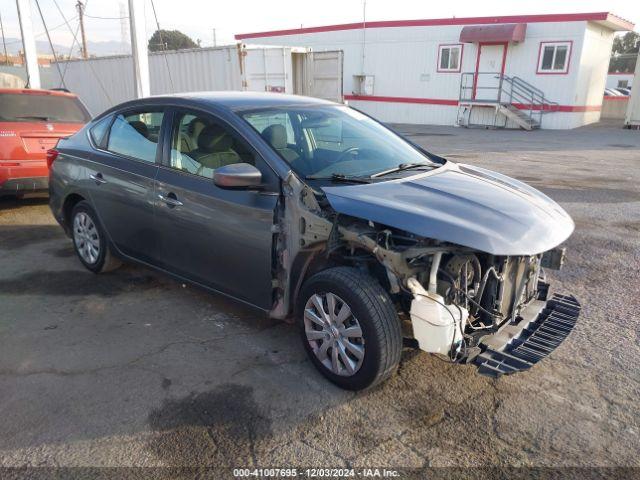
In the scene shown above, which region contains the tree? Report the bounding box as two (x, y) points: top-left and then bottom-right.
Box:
(612, 31), (639, 55)
(148, 29), (198, 52)
(609, 31), (639, 73)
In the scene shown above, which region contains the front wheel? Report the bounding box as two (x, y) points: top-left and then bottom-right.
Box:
(297, 267), (402, 390)
(71, 201), (121, 273)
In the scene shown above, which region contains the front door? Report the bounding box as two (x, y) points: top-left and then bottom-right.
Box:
(473, 43), (507, 101)
(153, 109), (279, 309)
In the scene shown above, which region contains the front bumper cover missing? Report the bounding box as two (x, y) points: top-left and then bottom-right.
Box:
(472, 293), (581, 377)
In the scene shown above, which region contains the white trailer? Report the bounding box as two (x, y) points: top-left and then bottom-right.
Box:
(606, 73), (634, 89)
(625, 52), (640, 128)
(237, 12), (634, 129)
(47, 44), (344, 116)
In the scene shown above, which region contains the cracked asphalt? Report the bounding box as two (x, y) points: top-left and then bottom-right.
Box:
(0, 121), (639, 472)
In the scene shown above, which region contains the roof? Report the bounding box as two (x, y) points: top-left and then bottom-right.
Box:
(96, 91), (336, 119)
(168, 91), (336, 109)
(235, 12), (634, 40)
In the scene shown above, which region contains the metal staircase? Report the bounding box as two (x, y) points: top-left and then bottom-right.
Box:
(457, 72), (559, 130)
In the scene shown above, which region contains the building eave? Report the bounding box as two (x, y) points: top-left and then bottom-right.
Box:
(235, 12), (635, 40)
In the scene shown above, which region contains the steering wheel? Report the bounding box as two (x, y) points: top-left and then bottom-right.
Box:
(334, 147), (360, 163)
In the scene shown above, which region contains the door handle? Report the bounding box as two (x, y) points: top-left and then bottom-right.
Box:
(158, 193), (183, 207)
(89, 173), (107, 185)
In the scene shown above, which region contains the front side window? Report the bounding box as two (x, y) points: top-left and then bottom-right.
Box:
(538, 42), (571, 74)
(106, 111), (164, 163)
(241, 105), (439, 179)
(169, 111), (254, 179)
(438, 44), (462, 72)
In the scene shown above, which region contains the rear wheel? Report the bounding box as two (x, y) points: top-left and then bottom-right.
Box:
(71, 201), (121, 273)
(298, 267), (402, 390)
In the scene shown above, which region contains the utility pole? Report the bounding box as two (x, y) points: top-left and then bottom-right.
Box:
(0, 10), (8, 64)
(76, 1), (88, 59)
(212, 28), (216, 47)
(15, 0), (40, 88)
(128, 0), (150, 98)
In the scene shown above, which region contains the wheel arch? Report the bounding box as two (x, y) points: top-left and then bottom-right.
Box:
(62, 192), (87, 234)
(289, 246), (392, 318)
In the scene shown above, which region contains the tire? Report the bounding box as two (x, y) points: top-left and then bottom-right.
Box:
(70, 200), (121, 273)
(297, 267), (402, 390)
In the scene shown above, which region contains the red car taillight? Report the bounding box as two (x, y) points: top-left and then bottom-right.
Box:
(46, 149), (59, 169)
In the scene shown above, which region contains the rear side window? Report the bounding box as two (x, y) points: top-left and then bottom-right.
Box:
(0, 93), (90, 123)
(106, 111), (164, 163)
(89, 116), (112, 149)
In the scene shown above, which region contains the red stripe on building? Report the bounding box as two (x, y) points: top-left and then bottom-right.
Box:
(345, 95), (458, 106)
(602, 95), (630, 100)
(236, 12), (633, 40)
(344, 95), (601, 112)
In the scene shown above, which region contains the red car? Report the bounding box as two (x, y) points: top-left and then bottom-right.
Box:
(0, 88), (90, 197)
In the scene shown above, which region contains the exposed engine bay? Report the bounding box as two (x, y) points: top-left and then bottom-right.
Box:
(271, 172), (576, 370)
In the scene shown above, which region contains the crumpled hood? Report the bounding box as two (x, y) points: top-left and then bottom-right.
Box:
(321, 162), (574, 255)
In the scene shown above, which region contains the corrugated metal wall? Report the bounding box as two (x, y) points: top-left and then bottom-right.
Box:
(48, 46), (246, 115)
(7, 45), (298, 116)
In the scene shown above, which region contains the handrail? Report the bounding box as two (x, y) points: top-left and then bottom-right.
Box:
(458, 72), (559, 128)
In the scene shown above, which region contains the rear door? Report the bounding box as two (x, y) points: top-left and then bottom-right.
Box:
(87, 109), (165, 264)
(153, 108), (279, 308)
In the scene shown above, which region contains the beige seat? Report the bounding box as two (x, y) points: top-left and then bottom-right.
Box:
(261, 124), (299, 163)
(191, 125), (240, 178)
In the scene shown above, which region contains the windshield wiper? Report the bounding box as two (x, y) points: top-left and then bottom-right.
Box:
(370, 162), (435, 178)
(306, 173), (371, 184)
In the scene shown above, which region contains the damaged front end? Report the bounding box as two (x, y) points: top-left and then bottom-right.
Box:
(272, 167), (579, 378)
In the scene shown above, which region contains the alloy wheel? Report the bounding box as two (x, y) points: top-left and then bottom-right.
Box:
(73, 212), (101, 265)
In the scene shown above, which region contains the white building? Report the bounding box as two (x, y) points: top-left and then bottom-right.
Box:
(236, 12), (634, 129)
(606, 73), (634, 89)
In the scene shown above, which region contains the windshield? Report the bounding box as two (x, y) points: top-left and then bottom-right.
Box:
(241, 105), (439, 178)
(0, 93), (90, 123)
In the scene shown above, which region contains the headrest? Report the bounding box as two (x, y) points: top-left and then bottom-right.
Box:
(128, 120), (148, 138)
(197, 125), (233, 152)
(188, 118), (207, 138)
(261, 124), (288, 150)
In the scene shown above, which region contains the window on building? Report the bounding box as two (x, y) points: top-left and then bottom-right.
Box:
(618, 80), (629, 88)
(438, 45), (462, 72)
(537, 42), (572, 74)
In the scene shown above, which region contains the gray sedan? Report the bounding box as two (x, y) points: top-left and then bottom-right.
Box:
(49, 92), (579, 390)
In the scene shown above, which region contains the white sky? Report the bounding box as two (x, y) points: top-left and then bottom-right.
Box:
(0, 0), (638, 52)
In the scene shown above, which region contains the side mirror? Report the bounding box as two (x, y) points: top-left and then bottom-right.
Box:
(214, 163), (263, 189)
